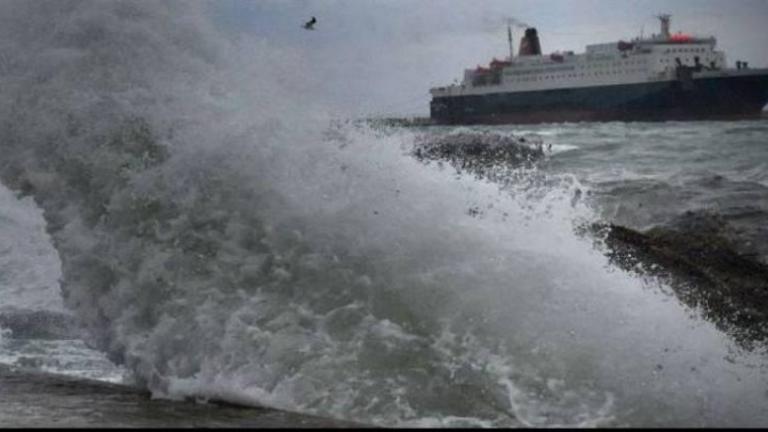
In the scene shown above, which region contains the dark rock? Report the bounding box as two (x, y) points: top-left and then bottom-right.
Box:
(587, 221), (768, 349)
(412, 132), (545, 182)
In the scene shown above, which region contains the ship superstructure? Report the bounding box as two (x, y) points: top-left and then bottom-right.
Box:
(430, 15), (768, 124)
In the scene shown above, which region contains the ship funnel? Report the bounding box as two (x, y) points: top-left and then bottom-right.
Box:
(518, 28), (542, 56)
(657, 14), (671, 38)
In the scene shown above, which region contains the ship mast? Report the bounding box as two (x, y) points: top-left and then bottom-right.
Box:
(507, 20), (514, 60)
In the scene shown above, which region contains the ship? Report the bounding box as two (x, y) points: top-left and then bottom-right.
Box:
(429, 15), (768, 125)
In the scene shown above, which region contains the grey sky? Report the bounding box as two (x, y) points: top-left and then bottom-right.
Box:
(211, 0), (768, 116)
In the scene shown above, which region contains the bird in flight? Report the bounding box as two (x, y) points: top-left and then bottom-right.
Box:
(303, 16), (317, 30)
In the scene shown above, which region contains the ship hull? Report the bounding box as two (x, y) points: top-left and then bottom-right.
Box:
(430, 71), (768, 125)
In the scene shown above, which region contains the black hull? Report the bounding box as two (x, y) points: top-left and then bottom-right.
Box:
(430, 73), (768, 125)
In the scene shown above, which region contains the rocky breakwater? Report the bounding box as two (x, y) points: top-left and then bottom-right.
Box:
(591, 211), (768, 350)
(411, 131), (768, 350)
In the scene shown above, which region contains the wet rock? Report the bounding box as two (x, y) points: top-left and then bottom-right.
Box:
(588, 221), (768, 349)
(412, 132), (546, 182)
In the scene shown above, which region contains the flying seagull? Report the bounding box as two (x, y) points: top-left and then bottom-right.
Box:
(303, 16), (317, 30)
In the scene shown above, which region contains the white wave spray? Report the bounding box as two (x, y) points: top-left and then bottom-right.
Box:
(0, 1), (767, 427)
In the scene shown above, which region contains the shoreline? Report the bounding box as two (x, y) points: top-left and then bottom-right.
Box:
(0, 365), (371, 428)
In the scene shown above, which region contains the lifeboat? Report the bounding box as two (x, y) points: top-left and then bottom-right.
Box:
(669, 33), (693, 43)
(489, 58), (512, 69)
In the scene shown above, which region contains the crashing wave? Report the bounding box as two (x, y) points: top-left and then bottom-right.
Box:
(1, 1), (766, 428)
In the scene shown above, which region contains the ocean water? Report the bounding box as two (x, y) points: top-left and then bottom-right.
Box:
(2, 1), (768, 428)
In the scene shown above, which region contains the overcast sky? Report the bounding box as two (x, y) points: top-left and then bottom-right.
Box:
(210, 0), (768, 117)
